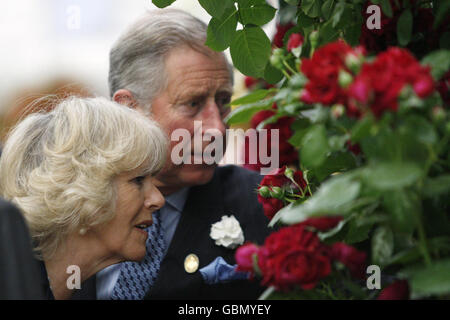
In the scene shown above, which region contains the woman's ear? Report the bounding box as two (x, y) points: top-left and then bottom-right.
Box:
(113, 89), (139, 109)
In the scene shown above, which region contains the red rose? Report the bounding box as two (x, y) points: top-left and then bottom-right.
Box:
(257, 196), (284, 221)
(256, 166), (308, 220)
(257, 224), (331, 291)
(244, 76), (258, 89)
(414, 76), (434, 98)
(349, 47), (435, 117)
(243, 76), (275, 90)
(243, 105), (298, 172)
(287, 33), (304, 52)
(377, 280), (410, 300)
(235, 243), (260, 273)
(273, 23), (295, 48)
(301, 40), (360, 106)
(346, 140), (362, 156)
(330, 242), (367, 279)
(298, 217), (343, 231)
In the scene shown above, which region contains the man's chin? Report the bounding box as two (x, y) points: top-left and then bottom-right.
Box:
(180, 163), (216, 185)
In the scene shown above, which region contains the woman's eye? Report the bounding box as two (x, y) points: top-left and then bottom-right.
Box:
(131, 176), (146, 187)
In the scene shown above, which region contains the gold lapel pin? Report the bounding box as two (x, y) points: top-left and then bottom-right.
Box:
(184, 253), (199, 273)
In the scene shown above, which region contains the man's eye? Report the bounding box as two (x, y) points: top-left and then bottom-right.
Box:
(216, 95), (231, 107)
(189, 100), (201, 108)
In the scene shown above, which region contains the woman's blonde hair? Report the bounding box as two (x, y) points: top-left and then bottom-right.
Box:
(0, 96), (167, 259)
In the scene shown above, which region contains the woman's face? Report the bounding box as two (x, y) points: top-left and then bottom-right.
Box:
(92, 166), (165, 262)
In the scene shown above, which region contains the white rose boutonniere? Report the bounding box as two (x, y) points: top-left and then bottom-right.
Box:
(210, 215), (245, 249)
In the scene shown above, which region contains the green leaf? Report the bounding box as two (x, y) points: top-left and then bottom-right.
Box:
(351, 114), (375, 142)
(397, 9), (413, 46)
(198, 0), (234, 18)
(318, 219), (347, 241)
(277, 173), (361, 225)
(288, 118), (311, 147)
(205, 8), (238, 51)
(314, 151), (357, 182)
(297, 10), (316, 29)
(224, 100), (272, 125)
(383, 189), (419, 233)
(387, 246), (422, 266)
(362, 162), (423, 191)
(300, 124), (330, 168)
(421, 49), (450, 81)
(434, 1), (450, 29)
(230, 26), (272, 78)
(331, 2), (345, 28)
(371, 225), (394, 267)
(301, 0), (323, 18)
(321, 0), (335, 20)
(423, 175), (450, 197)
(344, 20), (363, 47)
(263, 60), (284, 84)
(237, 0), (276, 26)
(409, 259), (450, 298)
(318, 20), (340, 46)
(152, 0), (176, 8)
(230, 88), (275, 106)
(379, 0), (393, 18)
(400, 115), (438, 146)
(345, 219), (373, 244)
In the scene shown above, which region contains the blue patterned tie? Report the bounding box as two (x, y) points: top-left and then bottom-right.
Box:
(111, 210), (165, 300)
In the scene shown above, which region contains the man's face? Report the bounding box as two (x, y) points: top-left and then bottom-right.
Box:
(146, 46), (232, 194)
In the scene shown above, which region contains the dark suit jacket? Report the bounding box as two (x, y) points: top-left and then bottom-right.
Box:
(0, 198), (48, 299)
(72, 165), (270, 300)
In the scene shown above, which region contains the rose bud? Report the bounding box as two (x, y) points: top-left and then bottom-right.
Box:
(338, 70), (353, 88)
(432, 106), (445, 122)
(270, 48), (285, 70)
(287, 33), (304, 51)
(244, 76), (258, 89)
(258, 186), (271, 198)
(270, 186), (284, 199)
(309, 30), (319, 50)
(284, 167), (294, 180)
(349, 77), (370, 104)
(287, 33), (304, 57)
(331, 104), (345, 118)
(413, 76), (434, 98)
(345, 52), (364, 74)
(235, 243), (260, 273)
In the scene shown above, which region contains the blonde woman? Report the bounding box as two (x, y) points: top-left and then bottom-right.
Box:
(0, 96), (167, 299)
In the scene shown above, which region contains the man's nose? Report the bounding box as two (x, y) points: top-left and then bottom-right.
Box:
(200, 100), (226, 136)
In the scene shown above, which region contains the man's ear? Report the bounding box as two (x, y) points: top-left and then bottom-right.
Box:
(113, 89), (139, 109)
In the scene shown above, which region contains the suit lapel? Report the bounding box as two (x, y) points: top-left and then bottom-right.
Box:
(146, 169), (231, 298)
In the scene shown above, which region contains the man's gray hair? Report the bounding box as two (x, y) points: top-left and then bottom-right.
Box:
(109, 8), (233, 111)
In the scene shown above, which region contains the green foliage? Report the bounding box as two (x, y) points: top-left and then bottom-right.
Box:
(152, 0), (176, 8)
(205, 7), (238, 51)
(230, 26), (272, 78)
(422, 50), (450, 81)
(158, 0), (450, 300)
(397, 9), (413, 46)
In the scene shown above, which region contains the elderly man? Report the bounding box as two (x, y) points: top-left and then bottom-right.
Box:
(74, 8), (270, 300)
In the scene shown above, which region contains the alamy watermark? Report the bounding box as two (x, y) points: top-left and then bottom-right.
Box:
(366, 5), (382, 30)
(66, 265), (81, 290)
(170, 121), (279, 175)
